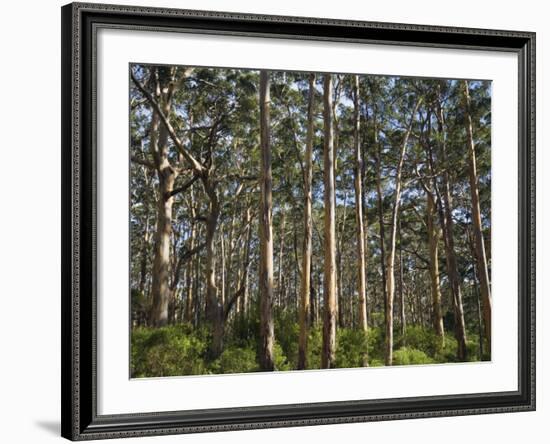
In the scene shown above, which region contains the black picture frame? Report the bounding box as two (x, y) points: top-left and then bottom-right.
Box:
(61, 2), (536, 440)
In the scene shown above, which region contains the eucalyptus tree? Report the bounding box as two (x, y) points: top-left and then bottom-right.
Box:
(322, 74), (337, 369)
(298, 73), (316, 370)
(381, 78), (422, 366)
(131, 66), (260, 355)
(462, 80), (492, 354)
(259, 70), (275, 370)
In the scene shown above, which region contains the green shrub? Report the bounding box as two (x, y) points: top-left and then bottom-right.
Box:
(366, 327), (385, 364)
(393, 347), (435, 366)
(228, 314), (259, 348)
(218, 346), (258, 374)
(305, 326), (323, 370)
(466, 335), (482, 362)
(399, 325), (442, 356)
(433, 335), (458, 363)
(335, 329), (368, 368)
(131, 324), (208, 377)
(273, 342), (292, 371)
(274, 309), (299, 367)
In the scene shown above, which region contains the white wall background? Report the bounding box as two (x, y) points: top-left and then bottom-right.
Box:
(0, 0), (545, 442)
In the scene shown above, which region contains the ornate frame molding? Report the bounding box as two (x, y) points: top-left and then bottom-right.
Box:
(61, 3), (535, 440)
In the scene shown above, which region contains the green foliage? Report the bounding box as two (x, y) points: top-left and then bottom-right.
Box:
(217, 347), (258, 374)
(369, 359), (385, 367)
(274, 309), (299, 368)
(273, 342), (292, 371)
(131, 324), (208, 377)
(366, 327), (385, 363)
(466, 335), (482, 362)
(393, 347), (435, 366)
(228, 314), (258, 348)
(305, 326), (323, 370)
(398, 325), (442, 356)
(131, 321), (489, 377)
(335, 329), (368, 368)
(433, 335), (459, 363)
(369, 312), (385, 328)
(131, 289), (147, 312)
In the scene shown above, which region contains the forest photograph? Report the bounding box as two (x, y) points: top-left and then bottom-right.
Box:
(129, 63), (492, 378)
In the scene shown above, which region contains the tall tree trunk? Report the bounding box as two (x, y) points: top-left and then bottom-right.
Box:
(220, 223), (226, 308)
(138, 168), (151, 300)
(384, 99), (421, 366)
(462, 80), (492, 355)
(322, 74), (337, 369)
(277, 211), (286, 308)
(441, 177), (467, 360)
(468, 228), (485, 359)
(204, 180), (223, 359)
(150, 175), (175, 327)
(226, 209), (237, 315)
(374, 113), (388, 312)
(193, 238), (202, 327)
(150, 88), (177, 327)
(434, 96), (468, 360)
(310, 265), (318, 326)
(138, 213), (151, 324)
(259, 70), (275, 371)
(298, 73), (315, 370)
(352, 75), (368, 366)
(398, 218), (406, 338)
(239, 205), (253, 318)
(336, 190), (348, 329)
(427, 191), (445, 340)
(131, 67), (202, 328)
(184, 190), (196, 323)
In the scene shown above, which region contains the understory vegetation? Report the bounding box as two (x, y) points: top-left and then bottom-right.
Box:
(131, 314), (488, 377)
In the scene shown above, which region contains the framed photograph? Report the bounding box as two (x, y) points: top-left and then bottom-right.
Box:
(61, 2), (535, 440)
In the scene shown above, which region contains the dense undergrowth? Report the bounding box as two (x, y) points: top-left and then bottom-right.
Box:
(131, 312), (489, 378)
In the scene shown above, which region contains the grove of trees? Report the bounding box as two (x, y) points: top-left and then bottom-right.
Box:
(129, 64), (491, 377)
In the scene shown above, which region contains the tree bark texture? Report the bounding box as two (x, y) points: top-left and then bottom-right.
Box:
(259, 70), (275, 371)
(322, 74), (337, 369)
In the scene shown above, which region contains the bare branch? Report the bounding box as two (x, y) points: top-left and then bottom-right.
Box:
(167, 175), (200, 199)
(130, 155), (155, 170)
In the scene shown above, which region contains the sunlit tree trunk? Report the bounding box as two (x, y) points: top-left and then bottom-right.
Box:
(322, 74), (337, 369)
(398, 218), (406, 338)
(434, 94), (467, 360)
(131, 67), (200, 328)
(277, 211), (286, 308)
(384, 99), (421, 366)
(427, 191), (444, 339)
(298, 73), (315, 370)
(184, 190), (196, 323)
(463, 80), (492, 355)
(336, 188), (348, 329)
(352, 76), (368, 366)
(138, 167), (152, 304)
(239, 205), (253, 318)
(220, 223), (226, 309)
(374, 110), (388, 312)
(193, 237), (202, 327)
(468, 228), (485, 358)
(150, 79), (177, 327)
(259, 70), (275, 371)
